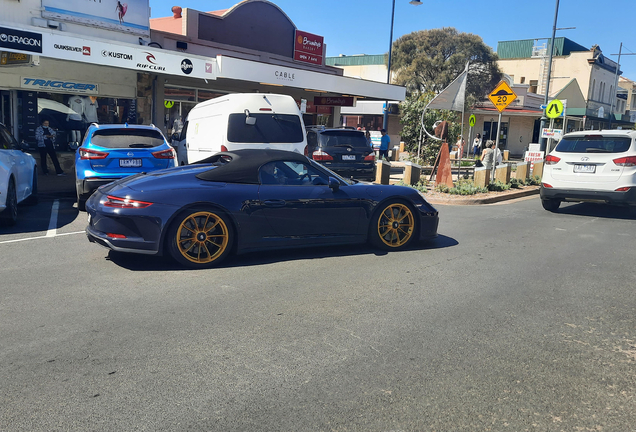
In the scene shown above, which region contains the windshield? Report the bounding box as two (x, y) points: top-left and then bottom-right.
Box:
(555, 135), (632, 153)
(319, 130), (369, 148)
(227, 113), (304, 143)
(91, 128), (165, 149)
(307, 158), (356, 185)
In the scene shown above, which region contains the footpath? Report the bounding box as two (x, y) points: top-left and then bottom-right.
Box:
(34, 152), (539, 205)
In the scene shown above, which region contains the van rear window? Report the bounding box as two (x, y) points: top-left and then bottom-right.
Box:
(227, 114), (303, 143)
(91, 129), (165, 149)
(555, 136), (632, 153)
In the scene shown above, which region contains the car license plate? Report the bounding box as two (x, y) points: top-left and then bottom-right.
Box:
(342, 155), (356, 161)
(573, 164), (595, 173)
(120, 158), (142, 167)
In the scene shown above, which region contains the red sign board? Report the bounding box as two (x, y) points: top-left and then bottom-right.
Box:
(314, 96), (355, 107)
(297, 99), (332, 114)
(294, 30), (324, 65)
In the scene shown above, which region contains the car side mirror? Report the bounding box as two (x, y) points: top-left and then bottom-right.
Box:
(328, 176), (340, 192)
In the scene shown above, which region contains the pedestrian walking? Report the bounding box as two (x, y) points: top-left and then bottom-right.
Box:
(35, 120), (65, 176)
(379, 129), (390, 161)
(472, 133), (481, 156)
(365, 131), (373, 148)
(480, 140), (496, 170)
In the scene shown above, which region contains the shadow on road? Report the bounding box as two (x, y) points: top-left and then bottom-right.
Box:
(555, 202), (636, 220)
(104, 234), (458, 271)
(0, 198), (79, 236)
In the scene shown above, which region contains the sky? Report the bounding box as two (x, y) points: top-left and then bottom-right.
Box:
(149, 0), (636, 80)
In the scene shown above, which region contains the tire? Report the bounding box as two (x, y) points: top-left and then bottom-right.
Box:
(24, 170), (38, 206)
(541, 198), (561, 212)
(369, 200), (417, 250)
(167, 208), (234, 268)
(76, 187), (87, 212)
(0, 178), (18, 226)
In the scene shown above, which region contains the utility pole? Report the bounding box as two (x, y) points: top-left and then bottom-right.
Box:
(539, 0), (560, 152)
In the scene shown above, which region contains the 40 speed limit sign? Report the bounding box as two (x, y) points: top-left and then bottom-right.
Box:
(488, 81), (517, 112)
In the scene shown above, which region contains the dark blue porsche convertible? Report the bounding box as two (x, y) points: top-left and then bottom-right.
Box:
(85, 149), (439, 268)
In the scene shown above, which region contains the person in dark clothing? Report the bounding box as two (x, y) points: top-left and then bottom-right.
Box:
(35, 120), (64, 175)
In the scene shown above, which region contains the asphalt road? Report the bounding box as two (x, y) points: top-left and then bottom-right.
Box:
(1, 196), (636, 431)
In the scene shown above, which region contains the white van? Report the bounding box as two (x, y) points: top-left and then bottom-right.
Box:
(183, 93), (307, 164)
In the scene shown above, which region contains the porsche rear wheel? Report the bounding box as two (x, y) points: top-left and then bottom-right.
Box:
(167, 209), (233, 268)
(0, 178), (18, 226)
(370, 200), (416, 250)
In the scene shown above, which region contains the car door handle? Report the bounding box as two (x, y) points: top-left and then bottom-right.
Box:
(263, 199), (286, 208)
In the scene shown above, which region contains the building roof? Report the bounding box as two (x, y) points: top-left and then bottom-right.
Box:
(326, 55), (386, 67)
(497, 37), (588, 59)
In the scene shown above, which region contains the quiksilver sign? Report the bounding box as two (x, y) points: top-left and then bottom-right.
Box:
(0, 26), (42, 54)
(21, 77), (98, 94)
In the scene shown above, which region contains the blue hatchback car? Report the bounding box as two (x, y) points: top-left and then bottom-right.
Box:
(75, 124), (176, 210)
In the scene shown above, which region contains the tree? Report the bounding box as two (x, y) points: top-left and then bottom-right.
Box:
(391, 27), (502, 102)
(399, 91), (462, 165)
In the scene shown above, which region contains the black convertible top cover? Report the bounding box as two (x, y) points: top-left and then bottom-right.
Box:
(194, 149), (310, 184)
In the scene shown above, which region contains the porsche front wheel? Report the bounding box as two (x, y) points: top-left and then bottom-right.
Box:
(370, 200), (416, 250)
(167, 208), (233, 268)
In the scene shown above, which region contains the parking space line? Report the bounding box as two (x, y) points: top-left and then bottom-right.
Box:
(45, 200), (60, 237)
(0, 231), (85, 245)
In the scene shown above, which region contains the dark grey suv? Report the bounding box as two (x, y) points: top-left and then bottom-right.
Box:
(306, 127), (376, 181)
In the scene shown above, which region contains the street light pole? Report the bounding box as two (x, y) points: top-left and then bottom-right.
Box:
(383, 0), (422, 132)
(539, 0), (560, 152)
(608, 42), (622, 129)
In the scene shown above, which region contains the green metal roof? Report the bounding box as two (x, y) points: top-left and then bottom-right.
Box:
(326, 54), (386, 67)
(497, 38), (588, 59)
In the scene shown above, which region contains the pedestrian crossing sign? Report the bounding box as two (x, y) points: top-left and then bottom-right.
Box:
(546, 99), (564, 119)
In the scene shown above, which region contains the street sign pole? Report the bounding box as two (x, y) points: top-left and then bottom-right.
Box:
(492, 111), (503, 183)
(547, 118), (555, 153)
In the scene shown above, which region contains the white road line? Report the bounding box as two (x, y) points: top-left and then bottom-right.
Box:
(0, 231), (85, 245)
(45, 200), (60, 237)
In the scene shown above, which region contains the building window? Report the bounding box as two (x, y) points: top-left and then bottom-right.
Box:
(529, 80), (538, 94)
(591, 79), (596, 100)
(520, 77), (526, 84)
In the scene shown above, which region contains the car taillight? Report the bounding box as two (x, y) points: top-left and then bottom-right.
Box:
(615, 187), (631, 192)
(545, 155), (560, 165)
(542, 183), (553, 188)
(221, 145), (228, 152)
(613, 156), (636, 167)
(363, 153), (375, 161)
(152, 148), (176, 159)
(312, 150), (333, 161)
(106, 233), (127, 239)
(103, 195), (153, 209)
(79, 148), (109, 159)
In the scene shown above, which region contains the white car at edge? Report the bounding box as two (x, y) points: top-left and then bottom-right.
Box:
(540, 129), (636, 212)
(0, 123), (37, 225)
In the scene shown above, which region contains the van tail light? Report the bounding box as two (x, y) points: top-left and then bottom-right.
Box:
(363, 153), (375, 162)
(613, 156), (636, 167)
(545, 155), (561, 165)
(152, 148), (176, 159)
(304, 145), (309, 156)
(312, 150), (333, 161)
(542, 183), (553, 188)
(79, 148), (109, 159)
(615, 187), (631, 192)
(103, 195), (153, 209)
(220, 145), (228, 152)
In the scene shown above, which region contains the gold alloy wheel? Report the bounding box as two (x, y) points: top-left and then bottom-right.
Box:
(176, 211), (230, 264)
(377, 203), (414, 247)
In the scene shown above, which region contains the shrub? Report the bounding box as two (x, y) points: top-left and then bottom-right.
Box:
(526, 175), (542, 186)
(509, 177), (524, 189)
(397, 180), (429, 194)
(487, 180), (510, 192)
(435, 180), (487, 195)
(435, 183), (450, 193)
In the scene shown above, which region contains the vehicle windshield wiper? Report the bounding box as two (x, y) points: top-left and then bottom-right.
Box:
(585, 148), (611, 153)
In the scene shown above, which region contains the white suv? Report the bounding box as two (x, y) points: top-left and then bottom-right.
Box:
(540, 130), (636, 211)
